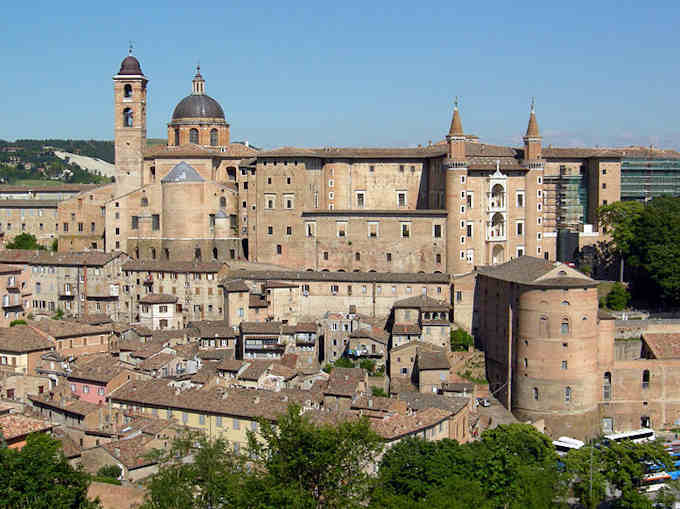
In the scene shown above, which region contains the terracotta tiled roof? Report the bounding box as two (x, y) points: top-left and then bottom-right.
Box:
(28, 319), (112, 339)
(370, 408), (452, 440)
(0, 325), (54, 353)
(0, 250), (125, 267)
(29, 395), (100, 417)
(239, 360), (275, 381)
(449, 106), (463, 136)
(351, 396), (406, 414)
(109, 379), (307, 421)
(102, 435), (156, 469)
(139, 293), (178, 305)
(391, 324), (422, 335)
(264, 280), (299, 289)
(281, 322), (318, 334)
(139, 352), (176, 371)
(122, 260), (225, 273)
(0, 200), (58, 208)
(397, 392), (470, 414)
(240, 321), (282, 334)
(350, 326), (388, 344)
(69, 354), (127, 383)
(642, 333), (680, 359)
(267, 363), (297, 380)
(477, 256), (597, 287)
(325, 367), (366, 397)
(54, 431), (81, 458)
(393, 295), (450, 311)
(190, 363), (218, 385)
(197, 348), (234, 361)
(222, 279), (250, 292)
(417, 347), (450, 371)
(216, 359), (247, 373)
(258, 145), (447, 159)
(525, 110), (539, 138)
(301, 209), (447, 218)
(0, 414), (52, 440)
(172, 343), (199, 359)
(151, 328), (198, 343)
(76, 313), (113, 326)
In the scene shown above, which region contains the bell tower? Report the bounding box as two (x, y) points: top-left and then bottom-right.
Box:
(445, 98), (468, 274)
(113, 47), (148, 194)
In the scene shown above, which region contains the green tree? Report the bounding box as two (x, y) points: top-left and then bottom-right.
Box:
(0, 432), (100, 509)
(598, 201), (644, 282)
(564, 438), (673, 509)
(9, 319), (26, 327)
(95, 465), (121, 479)
(53, 308), (64, 320)
(50, 239), (58, 252)
(374, 424), (563, 509)
(333, 357), (355, 369)
(5, 233), (46, 251)
(248, 405), (383, 509)
(628, 197), (680, 306)
(450, 328), (474, 351)
(371, 387), (388, 397)
(359, 358), (376, 374)
(606, 282), (630, 311)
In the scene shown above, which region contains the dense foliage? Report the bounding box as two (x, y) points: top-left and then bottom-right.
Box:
(606, 282), (631, 311)
(142, 405), (383, 509)
(599, 198), (680, 308)
(0, 433), (99, 509)
(450, 328), (474, 351)
(5, 233), (46, 250)
(1, 139), (114, 163)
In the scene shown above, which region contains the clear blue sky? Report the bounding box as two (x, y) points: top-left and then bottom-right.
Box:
(3, 1), (679, 149)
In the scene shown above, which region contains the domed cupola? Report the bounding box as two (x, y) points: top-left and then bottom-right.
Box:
(118, 54), (143, 76)
(167, 66), (230, 147)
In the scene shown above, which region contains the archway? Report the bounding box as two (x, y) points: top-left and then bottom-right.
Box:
(492, 244), (504, 265)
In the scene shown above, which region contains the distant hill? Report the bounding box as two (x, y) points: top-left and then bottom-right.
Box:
(4, 139), (115, 164)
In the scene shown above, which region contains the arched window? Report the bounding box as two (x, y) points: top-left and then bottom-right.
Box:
(561, 300), (570, 306)
(210, 129), (218, 146)
(642, 369), (650, 389)
(141, 197), (148, 207)
(603, 372), (612, 401)
(539, 316), (549, 336)
(194, 248), (201, 261)
(174, 128), (180, 146)
(219, 196), (226, 208)
(560, 318), (570, 335)
(533, 387), (539, 400)
(523, 358), (528, 368)
(565, 386), (572, 402)
(124, 84), (132, 98)
(189, 128), (199, 144)
(490, 184), (505, 209)
(123, 108), (133, 127)
(490, 212), (505, 239)
(212, 247), (218, 260)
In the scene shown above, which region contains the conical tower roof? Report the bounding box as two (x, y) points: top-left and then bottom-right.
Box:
(449, 100), (464, 136)
(525, 99), (540, 138)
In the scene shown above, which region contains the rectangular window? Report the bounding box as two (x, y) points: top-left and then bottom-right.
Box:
(152, 214), (160, 231)
(356, 191), (365, 208)
(433, 224), (442, 238)
(131, 216), (139, 230)
(466, 249), (474, 263)
(199, 414), (206, 425)
(284, 194), (294, 209)
(397, 192), (406, 208)
(386, 253), (392, 263)
(368, 222), (378, 238)
(233, 418), (240, 429)
(78, 222), (83, 232)
(323, 251), (329, 260)
(305, 222), (315, 237)
(561, 360), (568, 370)
(516, 246), (525, 257)
(336, 222), (347, 237)
(400, 222), (410, 238)
(267, 225), (273, 235)
(265, 194), (275, 209)
(466, 192), (473, 208)
(466, 223), (473, 238)
(276, 244), (282, 255)
(63, 222), (68, 232)
(516, 191), (525, 208)
(516, 221), (524, 236)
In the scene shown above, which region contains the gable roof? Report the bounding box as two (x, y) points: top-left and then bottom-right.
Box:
(160, 161), (205, 183)
(0, 325), (54, 353)
(642, 333), (680, 359)
(393, 295), (450, 311)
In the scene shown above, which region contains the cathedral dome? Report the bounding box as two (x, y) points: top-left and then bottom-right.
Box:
(171, 94), (225, 120)
(119, 55), (143, 75)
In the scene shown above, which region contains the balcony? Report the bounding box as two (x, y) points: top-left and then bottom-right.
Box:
(1, 295), (21, 308)
(6, 278), (18, 291)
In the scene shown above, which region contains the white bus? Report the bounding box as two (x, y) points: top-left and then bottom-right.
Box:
(552, 436), (585, 456)
(604, 428), (656, 444)
(639, 471), (670, 493)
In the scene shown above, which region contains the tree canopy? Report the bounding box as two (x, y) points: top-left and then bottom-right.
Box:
(599, 197), (680, 307)
(0, 432), (100, 509)
(5, 233), (46, 251)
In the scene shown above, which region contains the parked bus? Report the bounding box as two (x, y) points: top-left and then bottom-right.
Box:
(604, 428), (656, 444)
(639, 471), (670, 493)
(552, 436), (584, 456)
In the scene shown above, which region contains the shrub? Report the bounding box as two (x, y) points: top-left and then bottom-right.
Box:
(371, 387), (388, 397)
(450, 328), (474, 351)
(9, 319), (27, 327)
(606, 283), (630, 311)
